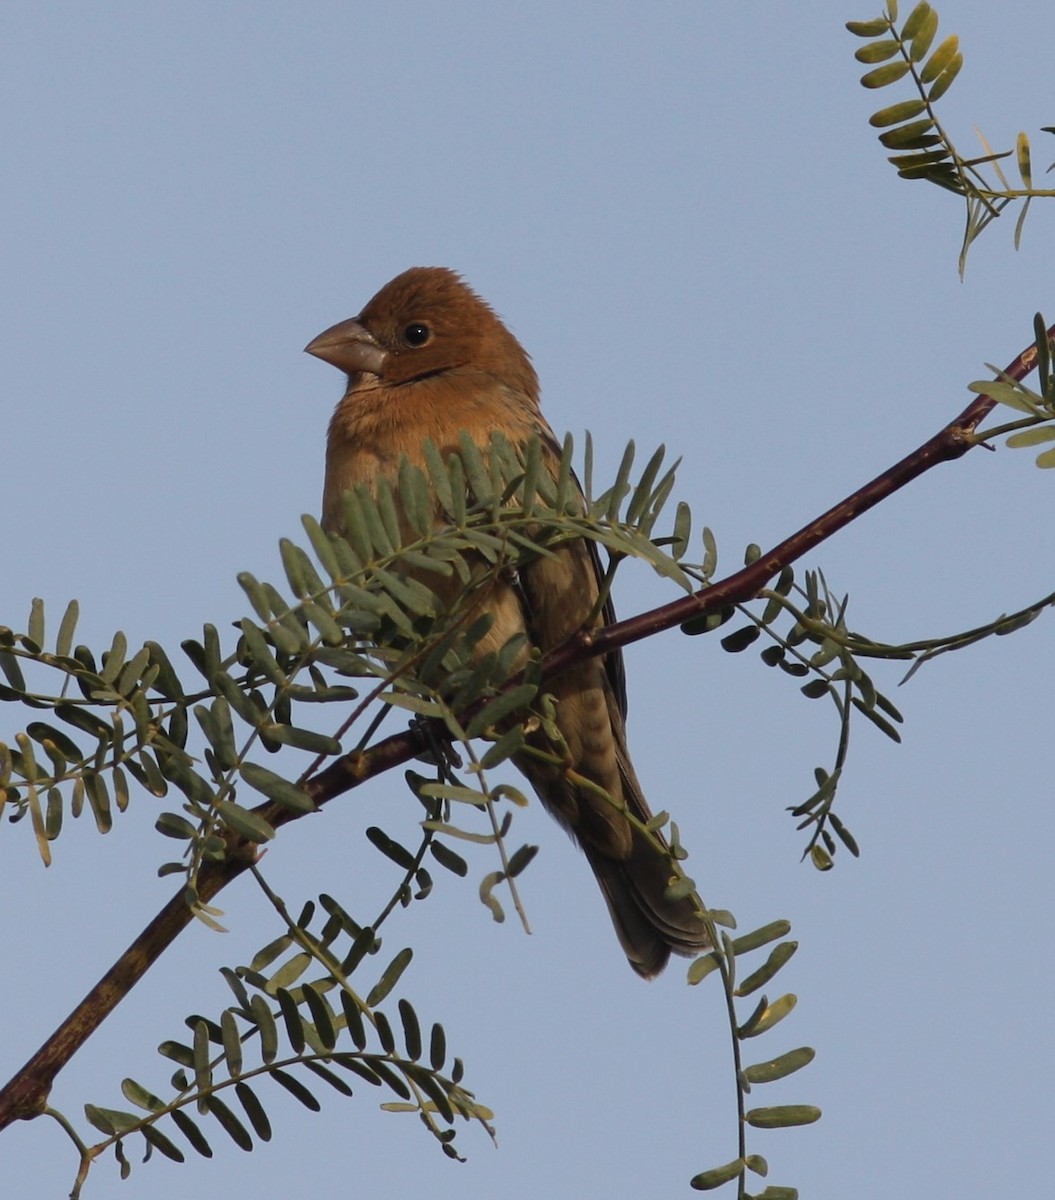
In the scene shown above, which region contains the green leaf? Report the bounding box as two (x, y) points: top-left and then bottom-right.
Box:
(84, 1104), (140, 1136)
(689, 1159), (744, 1190)
(505, 844), (538, 877)
(854, 39), (900, 64)
(121, 1078), (165, 1112)
(736, 942), (799, 996)
(829, 812), (860, 857)
(720, 625), (761, 653)
(259, 721), (341, 755)
(100, 629), (128, 684)
(417, 777), (489, 806)
(250, 995), (279, 1064)
(908, 5), (939, 60)
(744, 1154), (769, 1177)
(210, 667), (265, 726)
(275, 988), (307, 1052)
(280, 538), (325, 599)
(860, 60), (912, 88)
(1006, 425), (1055, 448)
(235, 1081), (272, 1141)
(465, 683), (538, 738)
(373, 1011), (397, 1055)
(366, 947), (414, 1007)
(845, 18), (891, 37)
(303, 1059), (354, 1096)
(269, 953), (312, 992)
(604, 440), (636, 521)
(670, 500), (692, 558)
(429, 840), (469, 877)
(479, 870), (505, 922)
(213, 799), (276, 843)
(144, 640), (185, 700)
(202, 1094), (253, 1150)
(919, 32), (959, 83)
(250, 933), (294, 973)
(382, 691), (444, 718)
(478, 724), (526, 769)
(332, 1053), (380, 1087)
(302, 984), (337, 1050)
(196, 699), (237, 768)
(27, 597), (46, 650)
(239, 762), (316, 812)
(141, 1123), (185, 1162)
(339, 993), (369, 1051)
(731, 920), (791, 956)
(800, 679), (830, 700)
(851, 697), (903, 741)
(26, 721), (83, 762)
(701, 526), (718, 577)
(367, 826), (418, 870)
(238, 619), (286, 685)
(398, 458), (434, 536)
(810, 843), (834, 871)
(53, 702), (112, 743)
(85, 771), (112, 834)
(169, 1107), (213, 1157)
(739, 993), (797, 1038)
(398, 998), (422, 1060)
(926, 51), (963, 102)
(625, 444), (668, 526)
(744, 1105), (821, 1129)
(155, 811), (198, 840)
(687, 952), (722, 985)
(900, 1), (932, 41)
(430, 1022), (447, 1071)
(878, 121), (939, 150)
(970, 378), (1041, 414)
(869, 98), (928, 127)
(55, 600), (79, 658)
(157, 1039), (194, 1067)
(192, 1019), (213, 1093)
(404, 1060), (455, 1121)
(742, 1046), (816, 1084)
(221, 1009), (243, 1077)
(709, 909), (737, 930)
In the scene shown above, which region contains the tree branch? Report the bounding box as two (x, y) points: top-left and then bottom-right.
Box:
(0, 328), (1045, 1132)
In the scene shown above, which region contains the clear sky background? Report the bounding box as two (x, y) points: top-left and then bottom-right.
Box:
(2, 3), (1052, 1197)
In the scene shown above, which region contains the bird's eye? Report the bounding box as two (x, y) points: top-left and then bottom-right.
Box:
(403, 322), (431, 347)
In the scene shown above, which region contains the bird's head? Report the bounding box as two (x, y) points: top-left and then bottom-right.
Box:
(305, 266), (538, 400)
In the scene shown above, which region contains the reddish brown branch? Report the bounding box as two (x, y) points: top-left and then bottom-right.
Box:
(0, 331), (1044, 1133)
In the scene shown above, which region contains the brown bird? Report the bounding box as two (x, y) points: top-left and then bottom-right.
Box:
(306, 267), (709, 976)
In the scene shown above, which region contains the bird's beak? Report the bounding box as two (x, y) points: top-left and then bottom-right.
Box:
(305, 317), (388, 377)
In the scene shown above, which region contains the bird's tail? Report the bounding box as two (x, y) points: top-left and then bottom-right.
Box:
(585, 825), (711, 979)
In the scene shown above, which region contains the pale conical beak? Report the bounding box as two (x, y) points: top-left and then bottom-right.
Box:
(305, 317), (388, 377)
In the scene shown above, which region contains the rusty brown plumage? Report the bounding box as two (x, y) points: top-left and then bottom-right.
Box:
(307, 267), (709, 976)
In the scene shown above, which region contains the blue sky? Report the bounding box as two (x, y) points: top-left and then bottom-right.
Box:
(2, 3), (1053, 1197)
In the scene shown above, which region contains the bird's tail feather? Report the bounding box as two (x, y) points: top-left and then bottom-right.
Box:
(586, 828), (711, 979)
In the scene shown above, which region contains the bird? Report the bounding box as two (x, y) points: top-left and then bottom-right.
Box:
(305, 267), (709, 976)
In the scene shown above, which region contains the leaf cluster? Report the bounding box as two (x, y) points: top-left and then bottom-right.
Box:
(78, 893), (491, 1191)
(971, 313), (1055, 467)
(4, 432), (764, 1191)
(687, 916), (817, 1197)
(848, 1), (1055, 269)
(698, 560), (904, 869)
